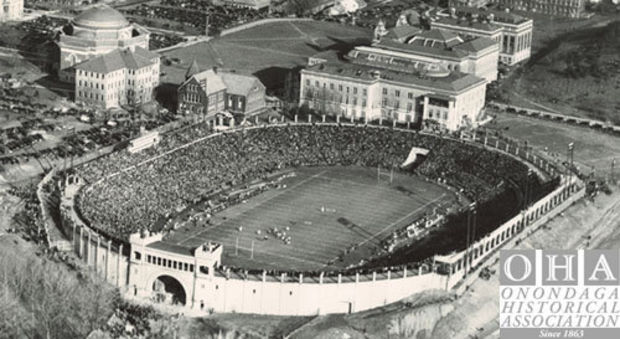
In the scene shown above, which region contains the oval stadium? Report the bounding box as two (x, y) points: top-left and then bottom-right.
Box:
(58, 121), (580, 315)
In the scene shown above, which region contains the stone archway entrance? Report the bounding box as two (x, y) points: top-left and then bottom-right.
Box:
(152, 275), (187, 306)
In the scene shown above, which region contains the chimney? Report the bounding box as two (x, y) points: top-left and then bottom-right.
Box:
(488, 13), (495, 22)
(213, 66), (218, 74)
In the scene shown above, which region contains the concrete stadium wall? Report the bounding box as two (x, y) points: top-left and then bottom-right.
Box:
(59, 183), (130, 288)
(59, 122), (585, 316)
(442, 177), (585, 294)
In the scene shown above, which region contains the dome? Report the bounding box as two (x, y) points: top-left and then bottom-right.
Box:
(73, 5), (130, 30)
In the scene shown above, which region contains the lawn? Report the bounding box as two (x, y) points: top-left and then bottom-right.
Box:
(165, 166), (453, 272)
(487, 114), (620, 177)
(499, 15), (620, 123)
(159, 20), (371, 89)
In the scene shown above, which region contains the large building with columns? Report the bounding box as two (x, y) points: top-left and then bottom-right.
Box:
(430, 7), (533, 65)
(299, 56), (487, 131)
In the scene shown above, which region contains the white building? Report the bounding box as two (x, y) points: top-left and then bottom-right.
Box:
(56, 5), (150, 83)
(430, 7), (533, 65)
(0, 0), (23, 21)
(300, 60), (487, 131)
(74, 47), (160, 109)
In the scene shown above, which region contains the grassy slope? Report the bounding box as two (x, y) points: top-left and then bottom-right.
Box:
(503, 13), (620, 123)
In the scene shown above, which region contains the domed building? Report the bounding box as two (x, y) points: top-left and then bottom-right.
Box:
(56, 5), (159, 110)
(57, 4), (150, 82)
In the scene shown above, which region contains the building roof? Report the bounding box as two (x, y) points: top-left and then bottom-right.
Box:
(309, 49), (341, 63)
(386, 25), (422, 41)
(453, 37), (498, 53)
(147, 241), (194, 257)
(432, 15), (501, 33)
(185, 59), (202, 80)
(74, 47), (159, 74)
(304, 60), (485, 92)
(73, 5), (130, 30)
(220, 72), (265, 96)
(374, 39), (469, 59)
(185, 69), (228, 95)
(408, 29), (463, 48)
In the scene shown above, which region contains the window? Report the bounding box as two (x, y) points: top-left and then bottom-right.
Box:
(363, 89), (367, 96)
(408, 92), (413, 99)
(353, 98), (357, 105)
(346, 87), (350, 93)
(443, 111), (448, 120)
(315, 81), (319, 87)
(306, 79), (310, 85)
(382, 88), (387, 95)
(407, 103), (413, 112)
(395, 90), (400, 97)
(329, 83), (334, 90)
(382, 98), (388, 106)
(362, 99), (366, 106)
(190, 264), (194, 272)
(338, 85), (343, 91)
(353, 87), (357, 94)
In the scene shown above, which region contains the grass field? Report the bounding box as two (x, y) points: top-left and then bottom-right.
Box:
(165, 166), (454, 272)
(160, 20), (371, 88)
(488, 114), (620, 177)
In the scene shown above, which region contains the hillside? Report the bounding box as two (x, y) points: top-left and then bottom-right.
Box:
(511, 20), (620, 123)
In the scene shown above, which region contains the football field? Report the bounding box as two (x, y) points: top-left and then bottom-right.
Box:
(166, 166), (455, 271)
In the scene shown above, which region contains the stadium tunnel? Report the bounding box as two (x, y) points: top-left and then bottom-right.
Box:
(153, 275), (187, 306)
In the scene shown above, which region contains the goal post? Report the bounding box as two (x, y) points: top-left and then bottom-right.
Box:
(377, 165), (394, 184)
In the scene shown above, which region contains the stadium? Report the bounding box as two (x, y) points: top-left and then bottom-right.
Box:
(57, 120), (581, 315)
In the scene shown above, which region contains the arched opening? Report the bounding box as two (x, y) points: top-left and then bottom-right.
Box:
(152, 275), (186, 306)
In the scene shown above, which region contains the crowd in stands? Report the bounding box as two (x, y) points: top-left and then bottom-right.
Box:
(76, 123), (533, 241)
(122, 2), (271, 35)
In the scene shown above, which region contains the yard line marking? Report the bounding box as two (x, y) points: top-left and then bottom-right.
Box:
(357, 193), (447, 247)
(177, 170), (327, 245)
